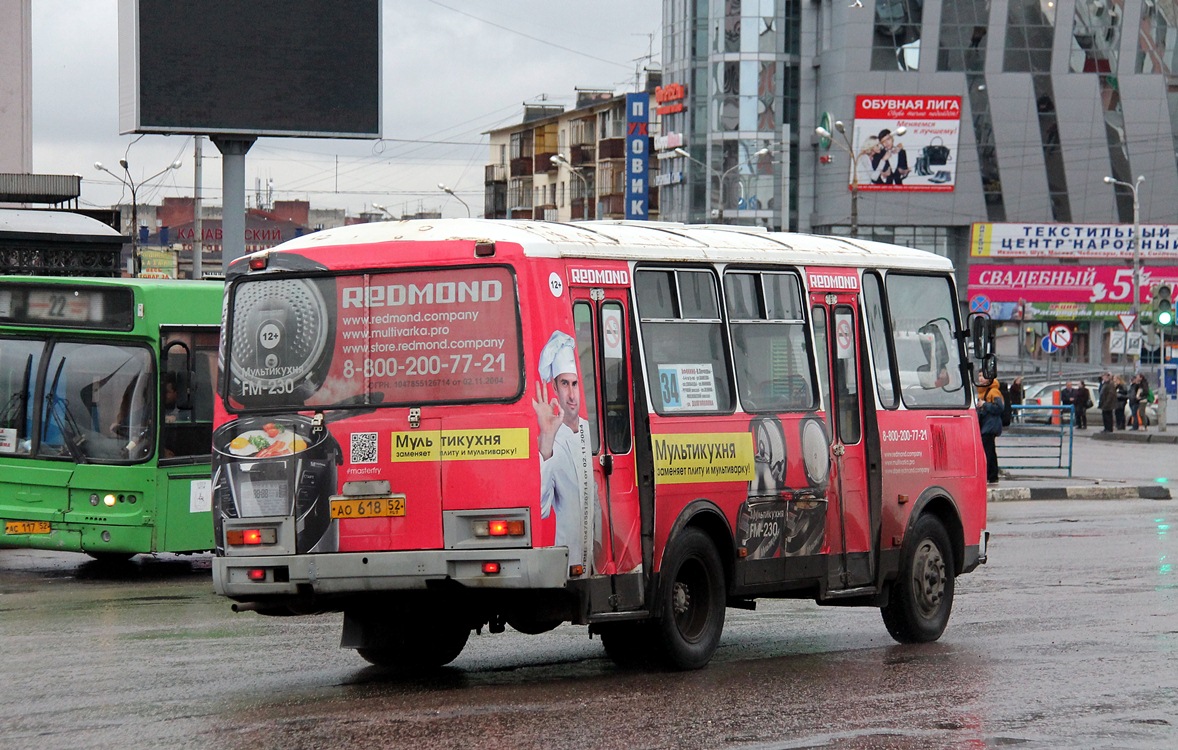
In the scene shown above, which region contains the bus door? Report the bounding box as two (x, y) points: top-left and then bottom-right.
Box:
(571, 290), (644, 612)
(809, 278), (874, 591)
(157, 328), (218, 552)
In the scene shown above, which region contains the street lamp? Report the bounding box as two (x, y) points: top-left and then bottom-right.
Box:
(371, 203), (396, 220)
(437, 183), (471, 218)
(94, 158), (182, 276)
(550, 154), (593, 220)
(814, 121), (905, 238)
(1102, 175), (1145, 330)
(672, 146), (771, 223)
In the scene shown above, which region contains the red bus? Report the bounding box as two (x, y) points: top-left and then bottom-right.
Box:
(212, 220), (991, 670)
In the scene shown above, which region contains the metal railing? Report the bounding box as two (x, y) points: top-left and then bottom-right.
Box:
(997, 405), (1074, 476)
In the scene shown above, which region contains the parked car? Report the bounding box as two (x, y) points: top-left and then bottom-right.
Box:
(1016, 380), (1157, 425)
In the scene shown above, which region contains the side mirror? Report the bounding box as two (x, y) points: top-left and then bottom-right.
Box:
(980, 353), (998, 382)
(969, 314), (994, 359)
(162, 340), (195, 412)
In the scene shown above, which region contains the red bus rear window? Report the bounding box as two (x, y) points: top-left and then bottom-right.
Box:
(226, 266), (522, 409)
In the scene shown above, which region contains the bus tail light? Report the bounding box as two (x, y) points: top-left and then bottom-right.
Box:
(474, 241), (496, 257)
(247, 568), (268, 581)
(248, 254), (268, 271)
(472, 519), (526, 537)
(226, 528), (278, 546)
(481, 561), (501, 575)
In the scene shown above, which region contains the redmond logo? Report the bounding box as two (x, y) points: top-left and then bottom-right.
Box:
(807, 272), (860, 291)
(569, 268), (630, 286)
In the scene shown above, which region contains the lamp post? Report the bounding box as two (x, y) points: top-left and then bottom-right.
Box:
(437, 183), (471, 218)
(814, 121), (905, 238)
(94, 158), (182, 277)
(1102, 175), (1145, 329)
(550, 154), (593, 220)
(371, 203), (396, 220)
(672, 146), (771, 223)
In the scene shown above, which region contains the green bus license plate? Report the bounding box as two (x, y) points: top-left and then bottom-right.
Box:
(330, 496), (406, 520)
(5, 520), (51, 535)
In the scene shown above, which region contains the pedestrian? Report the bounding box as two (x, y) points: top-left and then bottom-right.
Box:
(1129, 374), (1154, 430)
(1114, 375), (1129, 430)
(1009, 376), (1025, 423)
(976, 372), (1004, 484)
(1073, 380), (1091, 430)
(1098, 372), (1116, 432)
(1060, 381), (1074, 419)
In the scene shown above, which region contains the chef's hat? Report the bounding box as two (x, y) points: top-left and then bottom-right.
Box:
(538, 330), (577, 383)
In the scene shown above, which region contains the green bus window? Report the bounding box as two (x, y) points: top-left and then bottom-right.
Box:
(0, 338), (45, 456)
(41, 342), (155, 463)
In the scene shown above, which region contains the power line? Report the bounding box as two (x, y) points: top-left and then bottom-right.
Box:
(427, 0), (634, 70)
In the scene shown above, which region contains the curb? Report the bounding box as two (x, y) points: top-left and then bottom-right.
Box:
(988, 485), (1172, 502)
(1089, 431), (1178, 444)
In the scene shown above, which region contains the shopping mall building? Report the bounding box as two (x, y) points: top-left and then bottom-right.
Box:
(489, 1), (1178, 370)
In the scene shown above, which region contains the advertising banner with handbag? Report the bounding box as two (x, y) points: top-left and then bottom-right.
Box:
(851, 94), (961, 193)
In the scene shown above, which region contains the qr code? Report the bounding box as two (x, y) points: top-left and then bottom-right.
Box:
(350, 432), (379, 464)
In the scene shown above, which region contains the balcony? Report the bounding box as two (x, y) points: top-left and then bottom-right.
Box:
(571, 197), (588, 220)
(485, 163), (507, 184)
(534, 152), (558, 173)
(598, 138), (625, 160)
(600, 193), (626, 218)
(570, 144), (596, 165)
(510, 156), (534, 177)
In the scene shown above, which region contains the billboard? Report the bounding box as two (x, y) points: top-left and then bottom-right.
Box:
(971, 222), (1178, 260)
(119, 0), (381, 138)
(851, 95), (961, 192)
(966, 263), (1178, 321)
(625, 93), (650, 220)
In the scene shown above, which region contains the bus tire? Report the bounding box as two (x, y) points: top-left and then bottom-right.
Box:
(652, 527), (726, 670)
(881, 514), (955, 644)
(356, 620), (470, 670)
(598, 621), (654, 668)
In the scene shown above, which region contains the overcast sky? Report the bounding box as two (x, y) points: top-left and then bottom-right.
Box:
(31, 0), (662, 219)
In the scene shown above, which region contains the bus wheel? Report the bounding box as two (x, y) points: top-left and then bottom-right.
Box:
(653, 527), (726, 670)
(355, 620), (470, 670)
(881, 514), (955, 644)
(598, 621), (653, 668)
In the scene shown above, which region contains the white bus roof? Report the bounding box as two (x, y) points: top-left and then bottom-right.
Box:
(274, 218), (954, 273)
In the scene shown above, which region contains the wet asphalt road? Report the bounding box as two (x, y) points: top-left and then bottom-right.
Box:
(1, 498), (1175, 750)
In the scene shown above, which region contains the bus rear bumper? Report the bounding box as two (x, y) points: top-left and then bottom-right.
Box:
(213, 547), (571, 599)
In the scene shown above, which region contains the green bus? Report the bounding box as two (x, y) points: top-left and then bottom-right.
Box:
(0, 277), (222, 560)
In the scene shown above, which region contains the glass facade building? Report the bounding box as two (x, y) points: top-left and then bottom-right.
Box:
(657, 1), (1178, 368)
(658, 0), (1176, 253)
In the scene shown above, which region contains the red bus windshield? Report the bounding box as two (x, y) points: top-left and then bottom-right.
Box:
(225, 266), (523, 410)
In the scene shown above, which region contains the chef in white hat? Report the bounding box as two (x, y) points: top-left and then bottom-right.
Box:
(532, 330), (594, 573)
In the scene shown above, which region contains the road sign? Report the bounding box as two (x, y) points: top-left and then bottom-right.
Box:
(969, 295), (991, 314)
(1118, 313), (1137, 331)
(1049, 324), (1073, 348)
(1041, 335), (1059, 354)
(1109, 330), (1143, 353)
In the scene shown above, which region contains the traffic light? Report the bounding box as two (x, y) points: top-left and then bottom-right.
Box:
(1155, 283), (1175, 327)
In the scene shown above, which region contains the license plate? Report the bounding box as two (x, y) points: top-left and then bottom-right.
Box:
(330, 496), (406, 520)
(5, 520), (51, 535)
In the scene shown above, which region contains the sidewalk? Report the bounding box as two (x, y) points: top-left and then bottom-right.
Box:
(989, 426), (1176, 502)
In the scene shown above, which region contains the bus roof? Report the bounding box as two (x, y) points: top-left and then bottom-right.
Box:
(271, 219), (954, 273)
(0, 276), (223, 332)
